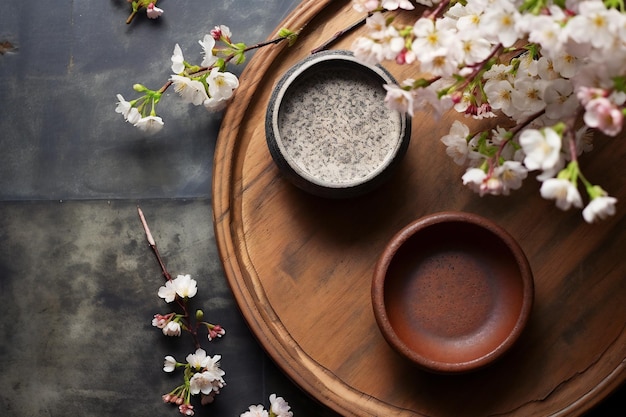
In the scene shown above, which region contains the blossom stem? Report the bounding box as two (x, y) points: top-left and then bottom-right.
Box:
(423, 0), (451, 19)
(240, 35), (290, 55)
(137, 206), (172, 281)
(455, 44), (503, 95)
(126, 11), (138, 24)
(311, 14), (371, 54)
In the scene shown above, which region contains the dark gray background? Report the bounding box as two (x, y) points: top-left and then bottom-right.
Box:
(0, 1), (623, 416)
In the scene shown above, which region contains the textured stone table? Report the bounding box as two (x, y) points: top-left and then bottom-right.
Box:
(0, 1), (623, 416)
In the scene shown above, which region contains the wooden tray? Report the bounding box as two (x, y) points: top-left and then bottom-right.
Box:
(213, 1), (626, 415)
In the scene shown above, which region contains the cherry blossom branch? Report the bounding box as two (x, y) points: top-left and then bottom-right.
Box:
(422, 0), (451, 19)
(138, 206), (202, 348)
(155, 34), (293, 96)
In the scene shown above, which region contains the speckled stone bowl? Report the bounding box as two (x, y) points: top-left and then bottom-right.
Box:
(371, 212), (534, 374)
(266, 50), (411, 198)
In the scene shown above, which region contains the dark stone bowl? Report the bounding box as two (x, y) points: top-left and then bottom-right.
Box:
(371, 211), (534, 374)
(265, 50), (411, 199)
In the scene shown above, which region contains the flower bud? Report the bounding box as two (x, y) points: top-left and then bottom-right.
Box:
(196, 309), (204, 320)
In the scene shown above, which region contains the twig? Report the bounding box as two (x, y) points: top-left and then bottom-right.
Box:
(138, 206), (172, 281)
(311, 14), (370, 54)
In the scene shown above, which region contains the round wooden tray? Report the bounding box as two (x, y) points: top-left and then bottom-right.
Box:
(213, 1), (626, 415)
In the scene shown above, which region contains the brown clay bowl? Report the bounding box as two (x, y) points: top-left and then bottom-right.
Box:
(371, 211), (534, 374)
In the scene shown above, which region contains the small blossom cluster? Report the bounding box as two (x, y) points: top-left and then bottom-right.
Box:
(239, 394), (293, 417)
(115, 26), (239, 134)
(116, 26), (297, 134)
(170, 25), (240, 113)
(162, 348), (226, 416)
(351, 0), (622, 222)
(150, 272), (226, 415)
(125, 0), (164, 24)
(152, 274), (225, 342)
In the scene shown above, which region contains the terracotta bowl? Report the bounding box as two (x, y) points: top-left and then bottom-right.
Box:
(371, 212), (534, 374)
(265, 50), (411, 199)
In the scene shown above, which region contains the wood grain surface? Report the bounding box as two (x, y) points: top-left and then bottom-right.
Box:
(212, 1), (626, 415)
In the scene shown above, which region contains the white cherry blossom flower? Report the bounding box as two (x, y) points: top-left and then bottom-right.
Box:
(479, 2), (521, 47)
(170, 75), (209, 106)
(207, 68), (239, 101)
(410, 80), (454, 119)
(495, 160), (528, 194)
(536, 57), (559, 81)
(190, 371), (218, 395)
(126, 107), (141, 124)
(544, 78), (578, 121)
(363, 12), (389, 40)
(519, 14), (563, 57)
(511, 76), (547, 119)
(269, 394), (293, 417)
(519, 127), (562, 172)
(202, 354), (225, 381)
(134, 115), (164, 134)
(115, 95), (142, 124)
(382, 0), (414, 11)
(483, 79), (514, 115)
(240, 404), (268, 417)
(203, 97), (229, 112)
(199, 34), (217, 68)
(440, 120), (470, 165)
(158, 280), (177, 303)
(163, 355), (177, 372)
(551, 51), (580, 79)
(162, 320), (181, 336)
(363, 13), (405, 58)
(383, 83), (413, 113)
(173, 274), (197, 299)
(352, 0), (380, 13)
(450, 1), (485, 34)
(171, 44), (185, 74)
(146, 3), (163, 19)
(420, 52), (459, 77)
(115, 94), (133, 118)
(540, 178), (583, 210)
(352, 36), (386, 65)
(412, 17), (458, 62)
(583, 97), (624, 137)
(482, 63), (514, 83)
(564, 1), (616, 49)
(583, 195), (618, 223)
(186, 348), (210, 369)
(462, 167), (487, 193)
(457, 34), (492, 66)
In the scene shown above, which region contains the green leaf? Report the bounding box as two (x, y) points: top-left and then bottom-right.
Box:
(235, 51), (246, 65)
(613, 75), (626, 93)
